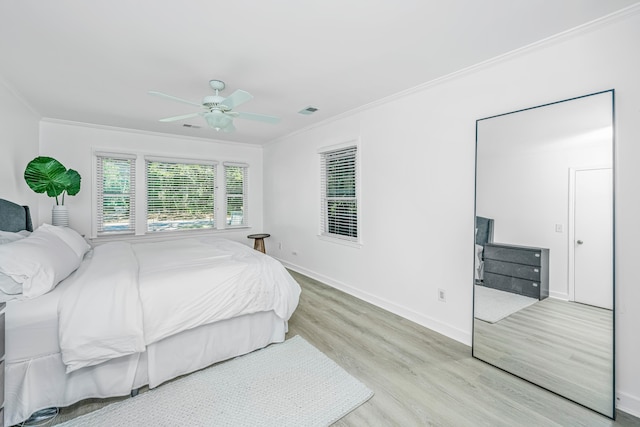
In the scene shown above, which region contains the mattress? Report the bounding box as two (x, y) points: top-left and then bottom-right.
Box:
(5, 274), (74, 362)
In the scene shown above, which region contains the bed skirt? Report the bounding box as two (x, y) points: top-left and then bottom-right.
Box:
(5, 311), (286, 426)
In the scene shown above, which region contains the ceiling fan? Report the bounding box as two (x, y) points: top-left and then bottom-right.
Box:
(149, 80), (280, 132)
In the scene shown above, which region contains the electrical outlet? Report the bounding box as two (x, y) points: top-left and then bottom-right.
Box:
(438, 288), (446, 302)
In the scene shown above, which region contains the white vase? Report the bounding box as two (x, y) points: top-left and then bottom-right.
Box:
(52, 205), (69, 227)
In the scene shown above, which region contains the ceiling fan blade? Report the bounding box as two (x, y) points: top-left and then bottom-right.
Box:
(220, 90), (253, 109)
(148, 91), (202, 108)
(234, 111), (280, 124)
(159, 112), (201, 122)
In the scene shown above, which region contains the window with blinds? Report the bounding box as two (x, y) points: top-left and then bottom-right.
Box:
(225, 163), (248, 227)
(146, 158), (217, 232)
(96, 154), (136, 234)
(320, 145), (358, 241)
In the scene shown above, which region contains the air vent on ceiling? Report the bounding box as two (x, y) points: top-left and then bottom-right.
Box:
(298, 106), (319, 115)
(182, 124), (201, 129)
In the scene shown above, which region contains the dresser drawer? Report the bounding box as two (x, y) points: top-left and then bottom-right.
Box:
(484, 244), (542, 266)
(484, 259), (541, 281)
(483, 272), (541, 299)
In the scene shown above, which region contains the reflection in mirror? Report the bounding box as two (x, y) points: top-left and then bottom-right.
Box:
(473, 90), (614, 418)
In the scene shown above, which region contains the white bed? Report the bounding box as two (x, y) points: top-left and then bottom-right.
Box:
(0, 199), (301, 426)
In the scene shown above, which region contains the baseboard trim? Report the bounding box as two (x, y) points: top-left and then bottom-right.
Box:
(280, 259), (471, 346)
(617, 391), (640, 418)
(549, 291), (569, 300)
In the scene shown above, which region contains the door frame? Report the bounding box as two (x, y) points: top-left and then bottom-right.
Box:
(567, 166), (612, 302)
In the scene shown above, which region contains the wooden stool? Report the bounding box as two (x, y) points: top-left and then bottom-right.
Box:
(247, 233), (270, 254)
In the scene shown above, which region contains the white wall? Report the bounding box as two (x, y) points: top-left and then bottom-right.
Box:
(38, 121), (264, 244)
(0, 77), (40, 217)
(263, 11), (640, 416)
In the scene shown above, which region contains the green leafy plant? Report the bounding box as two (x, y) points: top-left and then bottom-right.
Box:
(24, 156), (81, 205)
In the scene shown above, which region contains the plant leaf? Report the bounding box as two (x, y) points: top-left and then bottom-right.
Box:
(65, 169), (81, 196)
(24, 156), (69, 198)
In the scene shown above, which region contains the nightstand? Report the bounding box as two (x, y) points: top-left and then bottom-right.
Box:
(247, 233), (270, 254)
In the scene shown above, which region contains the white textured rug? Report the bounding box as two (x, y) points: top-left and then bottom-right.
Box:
(474, 285), (538, 323)
(56, 336), (373, 427)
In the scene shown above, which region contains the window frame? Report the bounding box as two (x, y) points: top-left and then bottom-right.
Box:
(145, 156), (218, 233)
(94, 152), (137, 236)
(224, 162), (249, 228)
(318, 141), (361, 246)
(93, 150), (252, 239)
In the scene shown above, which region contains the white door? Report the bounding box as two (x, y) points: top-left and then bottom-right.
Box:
(573, 168), (613, 309)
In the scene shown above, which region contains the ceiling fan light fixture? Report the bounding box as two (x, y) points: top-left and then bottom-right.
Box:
(204, 111), (233, 131)
(150, 79), (278, 132)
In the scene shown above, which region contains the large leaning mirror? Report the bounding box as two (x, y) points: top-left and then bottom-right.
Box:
(473, 90), (615, 418)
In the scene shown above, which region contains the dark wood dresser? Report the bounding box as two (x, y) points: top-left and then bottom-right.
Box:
(482, 243), (549, 300)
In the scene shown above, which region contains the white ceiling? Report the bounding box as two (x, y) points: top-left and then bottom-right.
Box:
(1, 0), (638, 145)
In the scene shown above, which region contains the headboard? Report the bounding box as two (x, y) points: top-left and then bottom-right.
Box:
(0, 198), (34, 232)
(475, 216), (494, 247)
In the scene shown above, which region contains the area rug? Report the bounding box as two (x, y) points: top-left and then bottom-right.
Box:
(56, 336), (373, 427)
(474, 285), (538, 323)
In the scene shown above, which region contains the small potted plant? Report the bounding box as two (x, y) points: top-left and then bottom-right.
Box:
(24, 156), (81, 227)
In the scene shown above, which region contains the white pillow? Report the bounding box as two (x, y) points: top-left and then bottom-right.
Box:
(38, 223), (91, 260)
(0, 230), (29, 244)
(0, 228), (81, 299)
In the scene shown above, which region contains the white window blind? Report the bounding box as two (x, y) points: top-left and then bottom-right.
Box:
(224, 163), (248, 227)
(320, 146), (358, 241)
(146, 159), (217, 232)
(96, 154), (136, 234)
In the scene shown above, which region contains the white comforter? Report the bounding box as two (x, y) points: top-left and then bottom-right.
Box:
(58, 237), (301, 373)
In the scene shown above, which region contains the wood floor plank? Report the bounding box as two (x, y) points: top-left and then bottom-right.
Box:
(473, 297), (614, 416)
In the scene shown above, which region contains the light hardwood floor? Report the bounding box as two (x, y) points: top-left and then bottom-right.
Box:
(286, 271), (639, 427)
(474, 297), (614, 416)
(48, 270), (639, 426)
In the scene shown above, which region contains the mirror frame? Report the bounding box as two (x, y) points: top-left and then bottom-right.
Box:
(472, 89), (615, 419)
